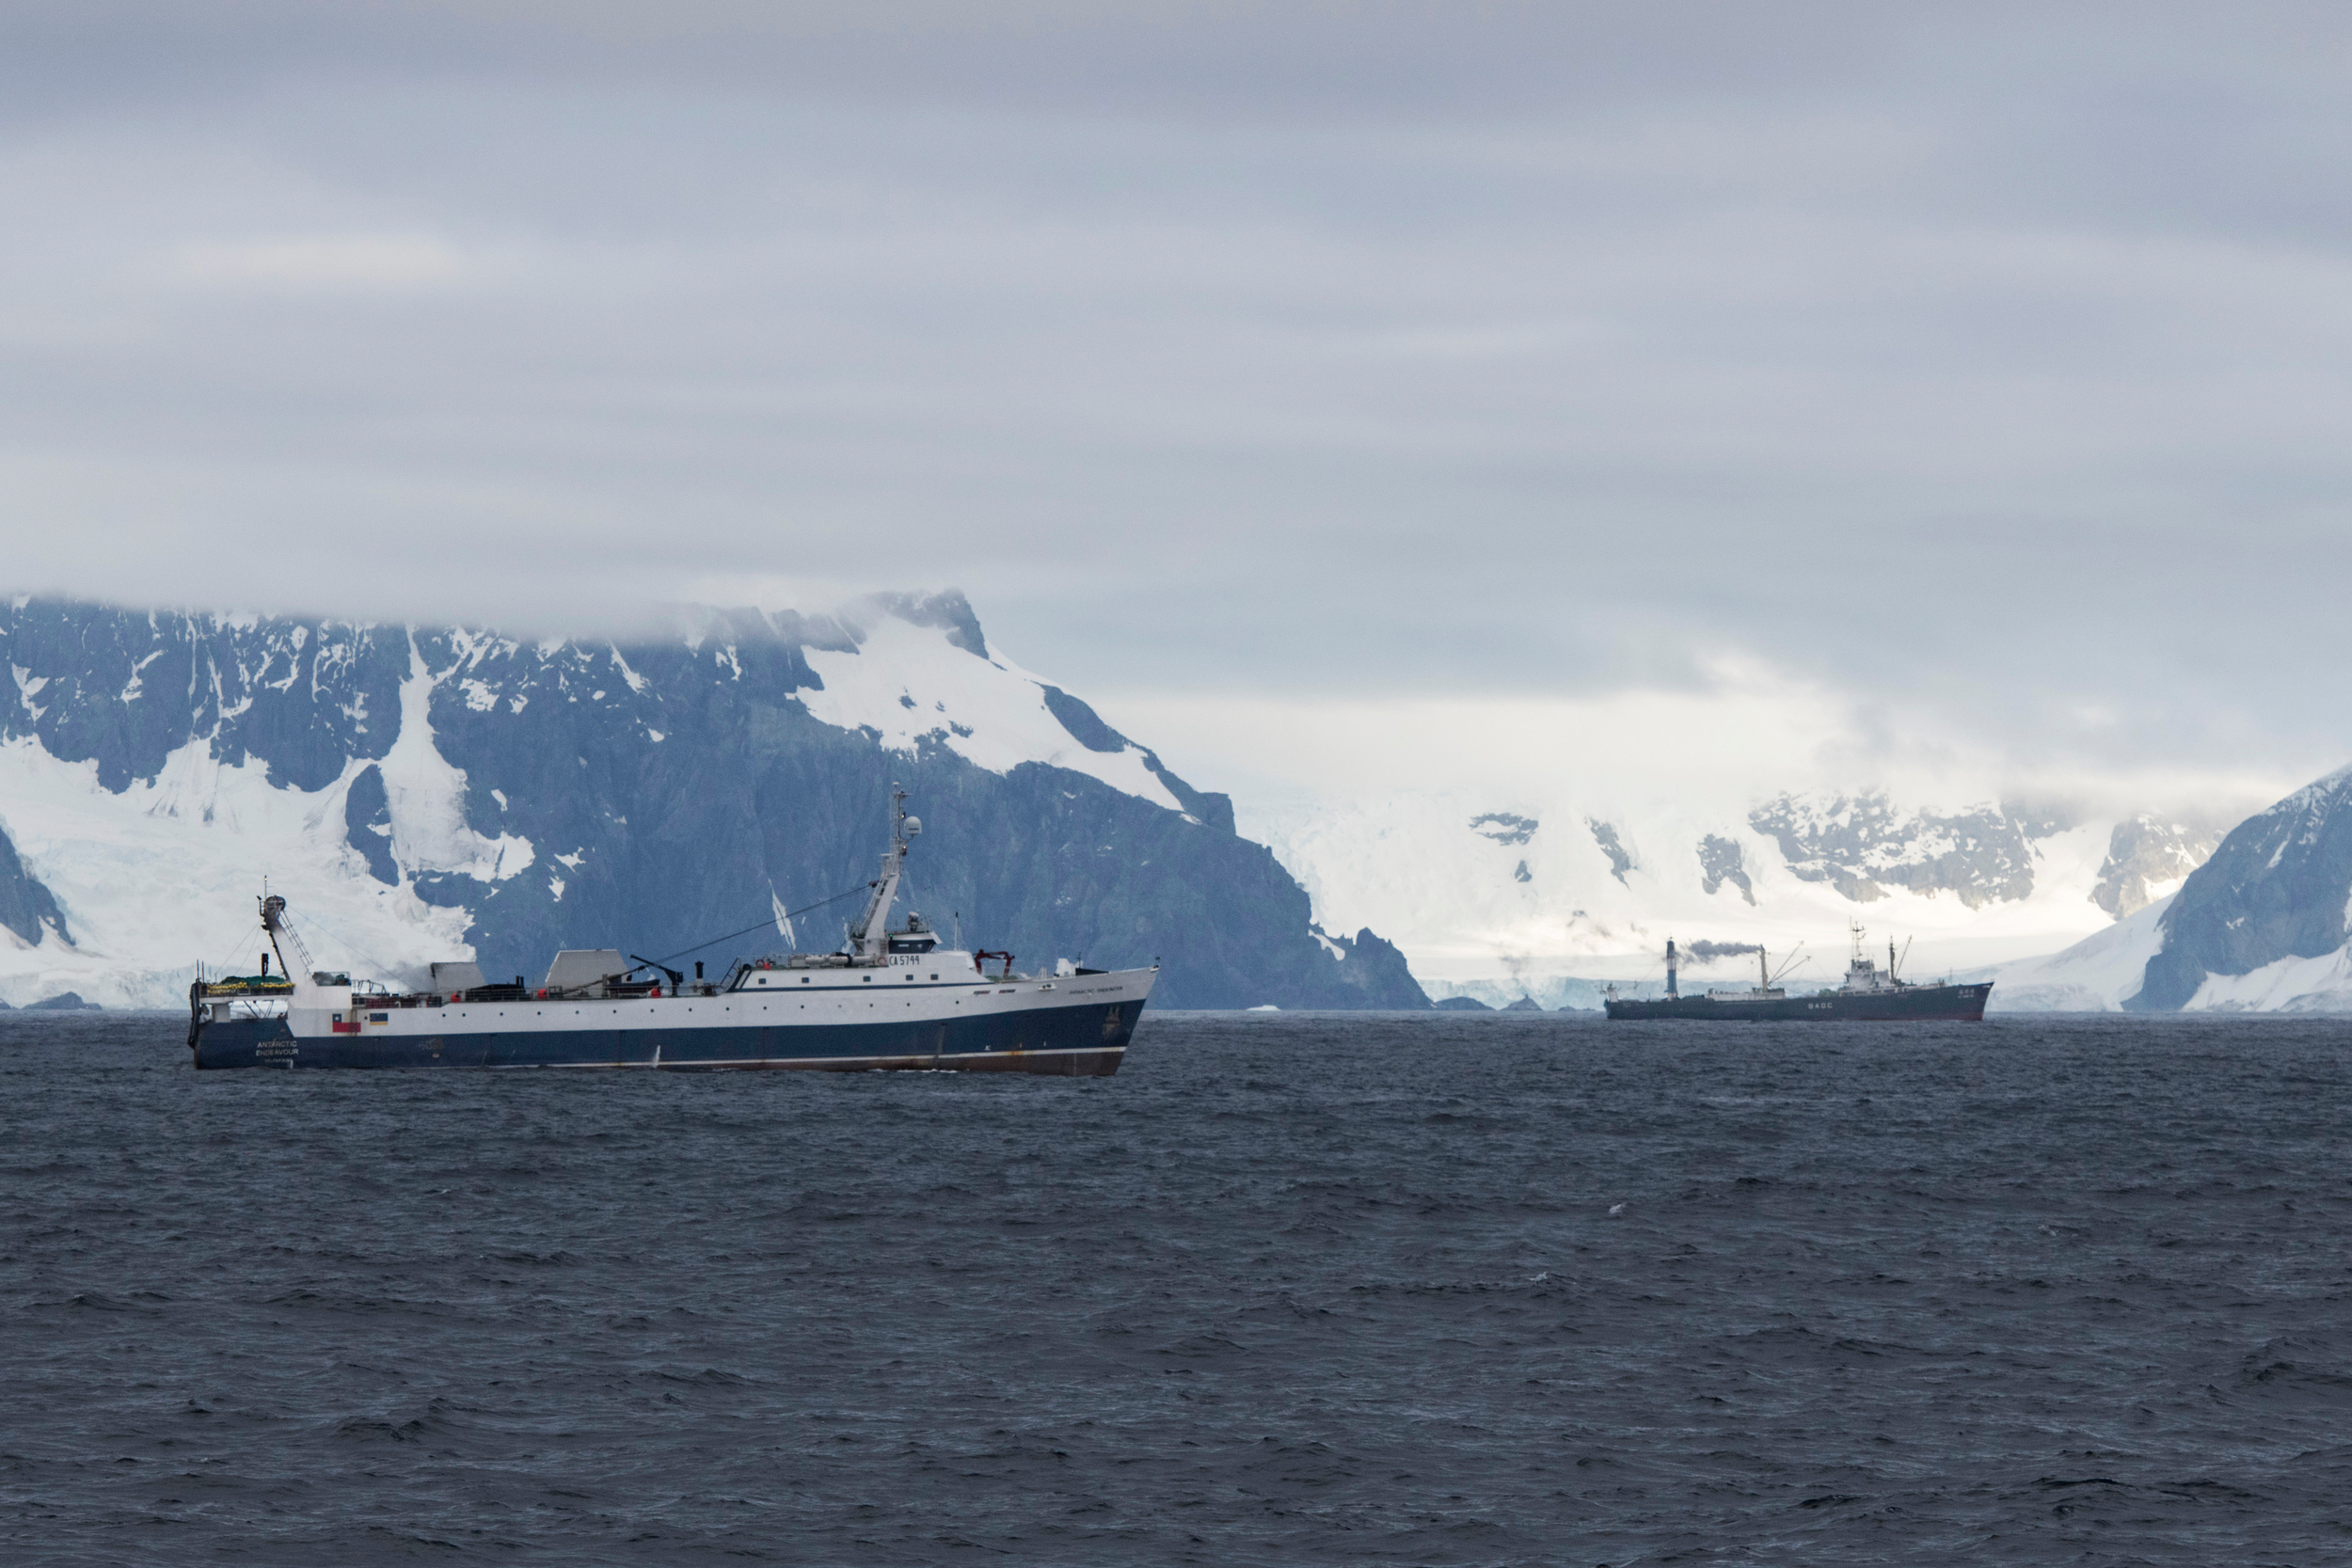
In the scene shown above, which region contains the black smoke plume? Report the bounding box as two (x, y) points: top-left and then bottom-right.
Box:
(1682, 940), (1763, 964)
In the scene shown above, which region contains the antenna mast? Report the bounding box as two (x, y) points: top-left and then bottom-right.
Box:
(259, 892), (314, 980)
(845, 784), (915, 964)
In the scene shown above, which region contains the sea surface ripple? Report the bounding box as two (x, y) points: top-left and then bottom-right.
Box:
(4, 1010), (2351, 1564)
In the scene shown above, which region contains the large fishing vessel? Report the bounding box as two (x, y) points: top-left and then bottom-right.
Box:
(1603, 926), (1991, 1022)
(188, 789), (1154, 1074)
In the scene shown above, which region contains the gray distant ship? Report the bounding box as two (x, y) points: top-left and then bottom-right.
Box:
(1604, 925), (1990, 1022)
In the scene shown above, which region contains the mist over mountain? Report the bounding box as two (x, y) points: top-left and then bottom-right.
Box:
(0, 594), (1424, 1010)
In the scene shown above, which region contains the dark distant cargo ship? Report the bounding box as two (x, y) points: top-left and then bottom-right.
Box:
(189, 789), (1153, 1074)
(1603, 927), (1990, 1022)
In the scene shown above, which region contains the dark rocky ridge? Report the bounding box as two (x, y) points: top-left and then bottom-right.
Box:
(1696, 834), (1755, 905)
(0, 595), (1427, 1010)
(0, 820), (70, 948)
(1749, 793), (2039, 909)
(2130, 768), (2352, 1011)
(1586, 818), (1635, 884)
(1745, 791), (2220, 917)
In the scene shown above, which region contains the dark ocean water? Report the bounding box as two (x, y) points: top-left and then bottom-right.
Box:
(5, 1010), (2352, 1566)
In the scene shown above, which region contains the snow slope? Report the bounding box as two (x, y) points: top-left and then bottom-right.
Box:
(378, 635), (535, 883)
(796, 609), (1184, 814)
(1249, 785), (2211, 1001)
(2180, 949), (2352, 1012)
(1973, 895), (2173, 1012)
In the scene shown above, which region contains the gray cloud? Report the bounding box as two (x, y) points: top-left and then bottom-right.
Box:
(4, 3), (2350, 788)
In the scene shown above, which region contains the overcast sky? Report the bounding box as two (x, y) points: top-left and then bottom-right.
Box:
(5, 3), (2348, 810)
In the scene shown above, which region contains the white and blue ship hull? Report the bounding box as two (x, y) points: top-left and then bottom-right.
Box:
(193, 970), (1152, 1074)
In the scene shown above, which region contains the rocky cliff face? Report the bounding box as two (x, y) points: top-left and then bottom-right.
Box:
(1746, 793), (2047, 909)
(0, 821), (68, 948)
(0, 594), (1428, 1010)
(2091, 816), (2221, 918)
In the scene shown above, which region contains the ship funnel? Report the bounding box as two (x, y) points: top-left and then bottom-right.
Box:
(1666, 938), (1679, 1000)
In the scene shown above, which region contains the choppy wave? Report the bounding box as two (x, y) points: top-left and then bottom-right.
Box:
(2, 1009), (2346, 1563)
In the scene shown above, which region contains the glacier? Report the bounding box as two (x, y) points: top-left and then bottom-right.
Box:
(1968, 895), (2175, 1012)
(0, 732), (478, 1009)
(1248, 784), (2219, 1006)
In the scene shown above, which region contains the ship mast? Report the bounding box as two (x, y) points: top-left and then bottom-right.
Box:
(260, 893), (313, 982)
(845, 785), (921, 964)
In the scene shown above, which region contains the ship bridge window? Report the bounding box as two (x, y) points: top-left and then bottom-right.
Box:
(863, 975), (871, 983)
(801, 976), (809, 984)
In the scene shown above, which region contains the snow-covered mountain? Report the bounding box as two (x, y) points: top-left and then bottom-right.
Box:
(2122, 765), (2352, 1012)
(0, 594), (1425, 1010)
(1250, 787), (2223, 1005)
(1932, 764), (2352, 1012)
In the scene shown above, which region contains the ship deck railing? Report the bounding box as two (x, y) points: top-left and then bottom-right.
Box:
(387, 981), (739, 1006)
